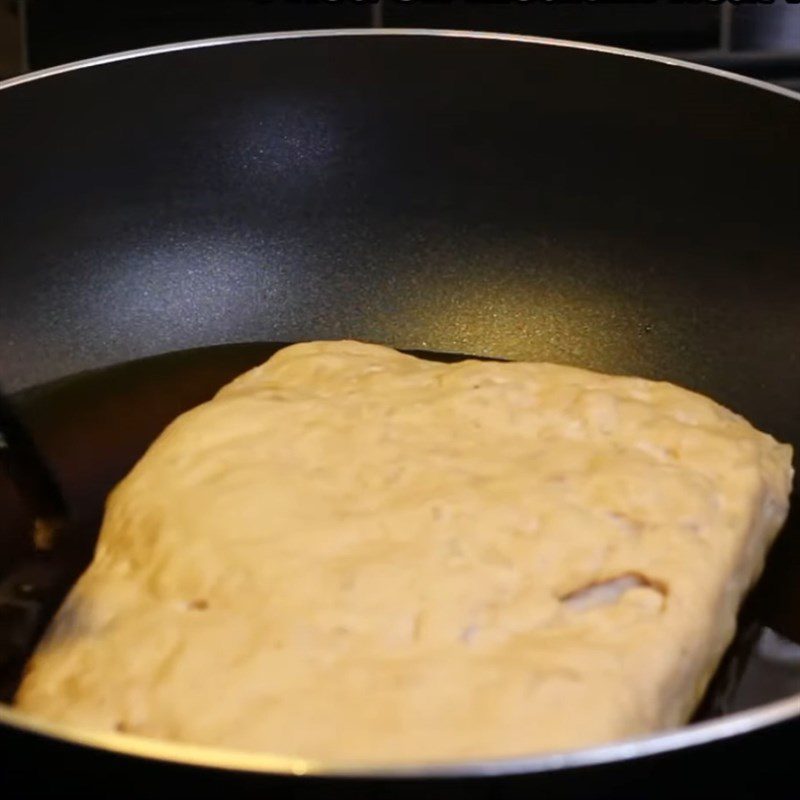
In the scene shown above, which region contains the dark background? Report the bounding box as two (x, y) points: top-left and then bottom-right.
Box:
(1, 1), (800, 91)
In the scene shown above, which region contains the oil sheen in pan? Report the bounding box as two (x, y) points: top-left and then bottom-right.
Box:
(1, 342), (799, 723)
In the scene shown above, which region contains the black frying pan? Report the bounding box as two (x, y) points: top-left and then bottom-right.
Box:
(1, 30), (800, 799)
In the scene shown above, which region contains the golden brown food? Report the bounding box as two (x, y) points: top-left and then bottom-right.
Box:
(16, 341), (793, 763)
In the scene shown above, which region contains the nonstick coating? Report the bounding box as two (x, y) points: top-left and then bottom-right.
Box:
(1, 30), (800, 798)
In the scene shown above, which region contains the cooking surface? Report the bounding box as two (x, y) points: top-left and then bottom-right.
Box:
(2, 36), (800, 409)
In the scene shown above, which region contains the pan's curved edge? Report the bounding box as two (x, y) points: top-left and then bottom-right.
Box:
(2, 26), (800, 779)
(2, 690), (800, 778)
(0, 27), (799, 105)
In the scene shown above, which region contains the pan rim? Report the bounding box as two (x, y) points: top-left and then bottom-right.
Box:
(0, 26), (799, 105)
(1, 26), (799, 777)
(3, 688), (800, 777)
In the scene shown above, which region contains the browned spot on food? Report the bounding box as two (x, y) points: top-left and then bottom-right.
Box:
(187, 599), (209, 611)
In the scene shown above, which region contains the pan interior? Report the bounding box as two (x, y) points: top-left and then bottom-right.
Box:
(2, 29), (800, 775)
